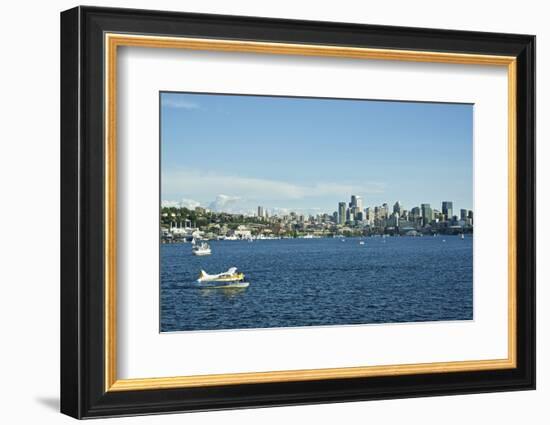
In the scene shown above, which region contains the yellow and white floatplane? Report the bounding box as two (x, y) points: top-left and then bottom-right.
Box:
(197, 267), (249, 289)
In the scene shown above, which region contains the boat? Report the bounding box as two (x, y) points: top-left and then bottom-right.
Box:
(359, 241), (365, 245)
(192, 242), (211, 256)
(460, 233), (465, 240)
(197, 267), (244, 282)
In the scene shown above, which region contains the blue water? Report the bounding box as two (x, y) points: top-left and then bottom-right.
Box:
(160, 236), (473, 332)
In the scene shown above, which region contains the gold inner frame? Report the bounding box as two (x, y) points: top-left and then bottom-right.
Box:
(104, 33), (517, 392)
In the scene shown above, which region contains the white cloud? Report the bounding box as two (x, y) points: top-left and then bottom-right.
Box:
(161, 198), (202, 209)
(180, 198), (202, 209)
(161, 200), (180, 208)
(208, 194), (241, 212)
(162, 169), (384, 202)
(161, 97), (201, 110)
(271, 207), (322, 215)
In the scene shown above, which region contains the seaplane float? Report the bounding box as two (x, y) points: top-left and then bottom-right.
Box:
(196, 267), (250, 289)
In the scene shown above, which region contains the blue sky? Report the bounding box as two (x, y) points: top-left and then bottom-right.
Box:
(161, 92), (473, 216)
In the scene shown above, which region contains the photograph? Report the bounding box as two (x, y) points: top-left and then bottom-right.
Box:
(159, 92), (474, 332)
(57, 5), (536, 419)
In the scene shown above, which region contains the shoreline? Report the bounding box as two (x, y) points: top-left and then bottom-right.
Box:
(161, 233), (473, 244)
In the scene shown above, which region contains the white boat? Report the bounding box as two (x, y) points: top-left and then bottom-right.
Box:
(359, 241), (365, 245)
(192, 242), (211, 256)
(460, 233), (465, 240)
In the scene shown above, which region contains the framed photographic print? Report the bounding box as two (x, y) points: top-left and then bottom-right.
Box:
(60, 6), (535, 419)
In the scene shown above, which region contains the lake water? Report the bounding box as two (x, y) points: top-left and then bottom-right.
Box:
(160, 236), (473, 332)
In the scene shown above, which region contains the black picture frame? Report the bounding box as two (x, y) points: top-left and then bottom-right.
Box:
(61, 5), (535, 419)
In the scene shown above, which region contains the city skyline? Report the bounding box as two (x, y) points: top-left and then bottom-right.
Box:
(161, 195), (474, 218)
(162, 195), (473, 221)
(161, 193), (473, 242)
(161, 92), (473, 213)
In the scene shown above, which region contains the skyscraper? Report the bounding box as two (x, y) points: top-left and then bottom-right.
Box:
(351, 195), (363, 211)
(442, 201), (453, 221)
(257, 206), (264, 218)
(382, 203), (389, 219)
(393, 201), (402, 216)
(338, 202), (346, 225)
(388, 213), (399, 228)
(460, 209), (467, 220)
(365, 207), (373, 224)
(421, 203), (433, 226)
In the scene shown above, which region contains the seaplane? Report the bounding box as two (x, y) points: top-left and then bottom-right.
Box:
(197, 267), (249, 288)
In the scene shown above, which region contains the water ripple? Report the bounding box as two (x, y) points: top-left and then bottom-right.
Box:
(161, 237), (473, 331)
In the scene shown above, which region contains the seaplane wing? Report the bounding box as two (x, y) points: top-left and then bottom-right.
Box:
(198, 267), (239, 282)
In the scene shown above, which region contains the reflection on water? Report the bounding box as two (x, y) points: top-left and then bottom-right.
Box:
(198, 287), (249, 298)
(160, 237), (473, 332)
